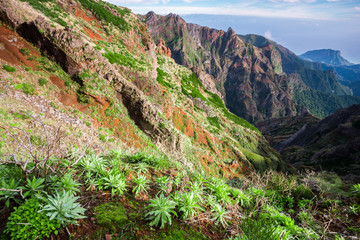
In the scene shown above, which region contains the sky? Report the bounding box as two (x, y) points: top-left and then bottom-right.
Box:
(107, 0), (360, 63)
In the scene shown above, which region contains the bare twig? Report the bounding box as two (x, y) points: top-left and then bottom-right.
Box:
(0, 188), (24, 199)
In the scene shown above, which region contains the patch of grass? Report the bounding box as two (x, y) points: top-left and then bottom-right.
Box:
(78, 0), (130, 31)
(156, 68), (173, 89)
(20, 0), (68, 27)
(15, 83), (35, 95)
(2, 65), (16, 72)
(19, 48), (30, 56)
(38, 78), (48, 86)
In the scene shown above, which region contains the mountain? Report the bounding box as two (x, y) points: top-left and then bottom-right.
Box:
(280, 104), (360, 181)
(239, 34), (360, 118)
(142, 16), (358, 121)
(300, 49), (353, 66)
(141, 12), (302, 123)
(239, 35), (351, 96)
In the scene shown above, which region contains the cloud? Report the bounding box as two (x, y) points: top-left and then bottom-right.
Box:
(327, 0), (339, 2)
(128, 6), (332, 20)
(264, 30), (275, 40)
(107, 0), (165, 4)
(355, 7), (360, 11)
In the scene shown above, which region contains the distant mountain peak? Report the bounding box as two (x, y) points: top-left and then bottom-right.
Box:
(300, 49), (353, 66)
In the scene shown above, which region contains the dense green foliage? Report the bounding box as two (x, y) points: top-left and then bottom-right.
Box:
(78, 0), (130, 30)
(2, 65), (16, 72)
(5, 198), (61, 240)
(295, 89), (360, 118)
(14, 83), (35, 95)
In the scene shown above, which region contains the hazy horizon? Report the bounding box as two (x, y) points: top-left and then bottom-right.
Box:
(107, 0), (360, 64)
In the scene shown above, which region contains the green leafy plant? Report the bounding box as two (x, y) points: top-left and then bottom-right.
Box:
(178, 192), (204, 220)
(39, 190), (86, 226)
(5, 198), (61, 240)
(156, 176), (171, 194)
(145, 194), (177, 229)
(238, 214), (287, 240)
(351, 184), (360, 196)
(0, 178), (22, 207)
(15, 83), (35, 95)
(188, 181), (204, 203)
(2, 64), (16, 72)
(132, 174), (149, 196)
(38, 78), (48, 86)
(23, 176), (45, 198)
(101, 171), (126, 196)
(207, 180), (231, 203)
(57, 172), (81, 195)
(19, 48), (30, 56)
(211, 203), (231, 228)
(134, 162), (149, 174)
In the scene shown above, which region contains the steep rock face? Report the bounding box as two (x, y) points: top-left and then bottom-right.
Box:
(141, 12), (301, 123)
(156, 39), (171, 57)
(280, 104), (360, 181)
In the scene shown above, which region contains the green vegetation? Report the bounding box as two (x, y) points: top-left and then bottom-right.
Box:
(19, 48), (30, 56)
(2, 65), (16, 72)
(146, 194), (177, 229)
(20, 0), (67, 27)
(38, 78), (48, 86)
(295, 89), (360, 118)
(78, 0), (130, 31)
(14, 83), (35, 95)
(156, 67), (173, 89)
(5, 198), (61, 240)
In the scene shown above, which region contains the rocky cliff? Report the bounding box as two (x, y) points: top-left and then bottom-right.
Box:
(141, 12), (301, 123)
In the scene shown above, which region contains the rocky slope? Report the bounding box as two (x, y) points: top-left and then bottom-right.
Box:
(300, 49), (353, 66)
(0, 0), (282, 178)
(141, 12), (301, 123)
(257, 111), (320, 148)
(280, 104), (360, 181)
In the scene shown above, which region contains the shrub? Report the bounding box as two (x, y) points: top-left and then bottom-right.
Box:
(5, 198), (61, 240)
(146, 194), (177, 229)
(39, 190), (86, 226)
(38, 78), (48, 86)
(2, 64), (16, 72)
